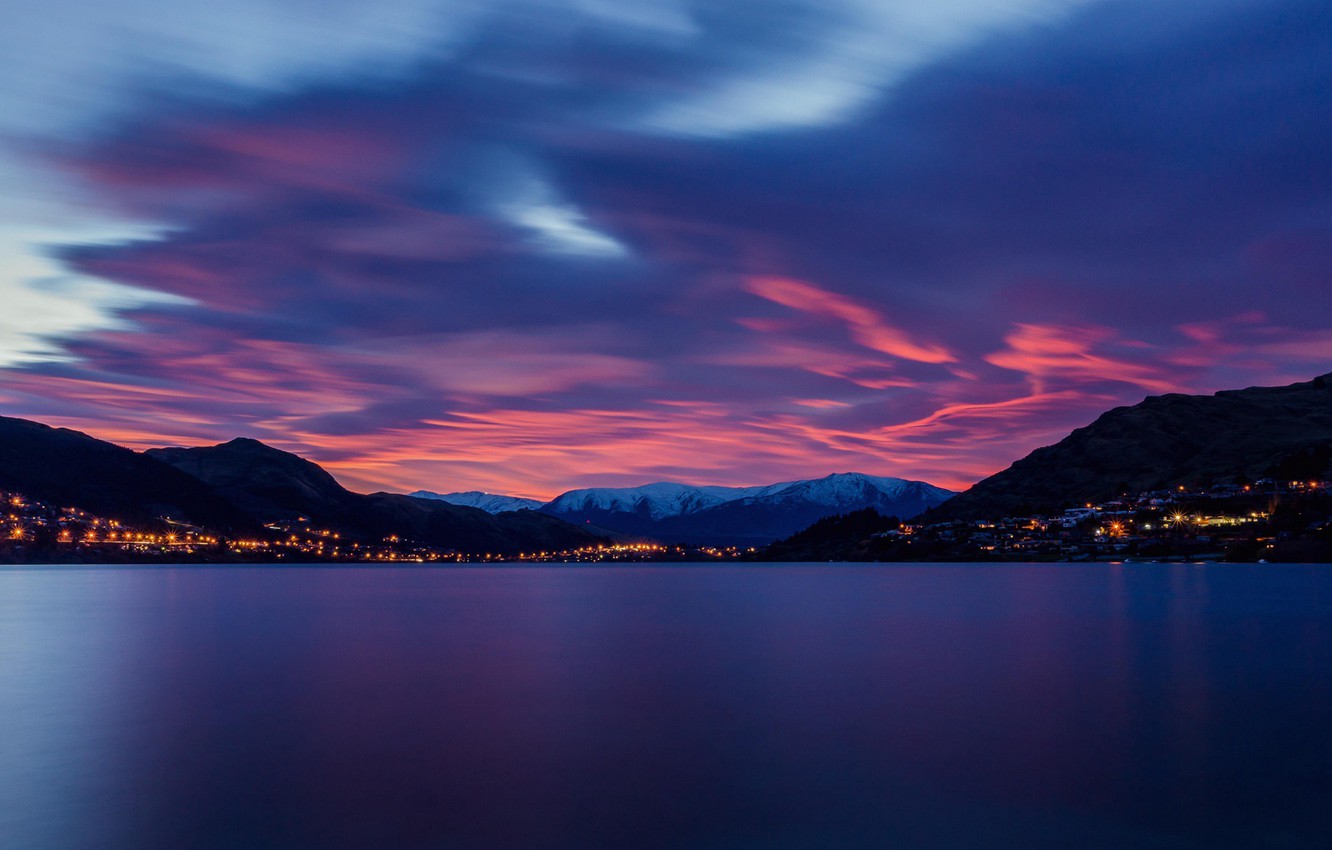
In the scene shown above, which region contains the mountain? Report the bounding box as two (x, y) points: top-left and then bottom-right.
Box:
(932, 372), (1332, 521)
(763, 508), (903, 562)
(0, 415), (950, 551)
(149, 438), (354, 524)
(540, 473), (955, 546)
(542, 482), (761, 531)
(409, 490), (544, 513)
(0, 416), (253, 530)
(146, 439), (600, 554)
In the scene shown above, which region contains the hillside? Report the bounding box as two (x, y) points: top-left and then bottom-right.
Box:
(761, 509), (903, 561)
(932, 373), (1332, 521)
(0, 416), (252, 530)
(147, 440), (601, 554)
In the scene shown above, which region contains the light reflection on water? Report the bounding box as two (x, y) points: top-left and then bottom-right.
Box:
(2, 564), (1331, 849)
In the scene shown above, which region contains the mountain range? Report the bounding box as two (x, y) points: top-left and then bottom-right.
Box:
(413, 473), (956, 546)
(0, 414), (950, 551)
(930, 372), (1332, 521)
(141, 438), (598, 554)
(0, 416), (599, 555)
(0, 417), (251, 530)
(13, 370), (1327, 553)
(408, 491), (545, 513)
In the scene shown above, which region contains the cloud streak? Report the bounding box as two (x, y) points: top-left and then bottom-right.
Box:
(744, 277), (956, 364)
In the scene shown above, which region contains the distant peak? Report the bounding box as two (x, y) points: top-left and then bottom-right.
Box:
(219, 437), (283, 452)
(409, 489), (544, 514)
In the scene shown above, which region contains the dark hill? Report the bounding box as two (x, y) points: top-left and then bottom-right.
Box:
(762, 509), (901, 561)
(932, 372), (1332, 521)
(0, 416), (252, 530)
(148, 438), (363, 524)
(148, 439), (600, 554)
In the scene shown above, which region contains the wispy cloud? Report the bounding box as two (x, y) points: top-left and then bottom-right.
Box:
(984, 323), (1178, 394)
(641, 0), (1090, 137)
(744, 277), (955, 364)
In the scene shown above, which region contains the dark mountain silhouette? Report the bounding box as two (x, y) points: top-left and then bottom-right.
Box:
(147, 438), (357, 523)
(0, 416), (252, 530)
(932, 372), (1332, 521)
(762, 509), (902, 561)
(147, 439), (599, 554)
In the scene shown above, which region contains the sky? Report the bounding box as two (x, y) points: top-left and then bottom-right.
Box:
(1, 0), (1330, 498)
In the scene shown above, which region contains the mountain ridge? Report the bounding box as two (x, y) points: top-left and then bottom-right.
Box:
(930, 372), (1332, 521)
(8, 371), (1331, 553)
(146, 440), (602, 554)
(536, 472), (954, 545)
(409, 490), (545, 513)
(0, 416), (253, 531)
(404, 472), (954, 546)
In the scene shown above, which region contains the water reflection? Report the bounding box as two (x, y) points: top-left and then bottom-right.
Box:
(2, 564), (1331, 849)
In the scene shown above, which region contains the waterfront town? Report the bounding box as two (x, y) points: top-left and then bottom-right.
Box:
(2, 478), (1329, 564)
(853, 478), (1332, 562)
(0, 489), (752, 564)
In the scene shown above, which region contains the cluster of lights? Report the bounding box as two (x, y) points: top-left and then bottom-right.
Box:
(1, 491), (219, 551)
(928, 478), (1328, 559)
(6, 472), (1321, 564)
(698, 546), (748, 558)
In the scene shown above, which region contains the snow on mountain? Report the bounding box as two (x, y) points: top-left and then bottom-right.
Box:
(409, 490), (543, 513)
(540, 472), (954, 545)
(542, 482), (755, 520)
(752, 473), (955, 507)
(543, 473), (953, 519)
(408, 473), (954, 542)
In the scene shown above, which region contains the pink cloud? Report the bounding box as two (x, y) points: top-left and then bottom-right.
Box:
(749, 390), (1104, 488)
(984, 323), (1180, 393)
(1167, 315), (1332, 381)
(704, 337), (919, 390)
(744, 276), (956, 364)
(69, 119), (406, 201)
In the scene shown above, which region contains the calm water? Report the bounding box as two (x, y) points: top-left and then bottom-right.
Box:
(2, 564), (1331, 850)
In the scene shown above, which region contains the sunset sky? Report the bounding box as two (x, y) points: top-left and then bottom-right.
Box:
(1, 0), (1329, 498)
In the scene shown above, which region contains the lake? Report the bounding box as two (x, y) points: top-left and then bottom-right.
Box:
(2, 563), (1331, 849)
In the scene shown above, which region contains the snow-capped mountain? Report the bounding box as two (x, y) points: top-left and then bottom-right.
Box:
(744, 473), (955, 510)
(409, 490), (543, 513)
(542, 481), (765, 521)
(541, 473), (955, 545)
(407, 473), (954, 543)
(546, 474), (949, 518)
